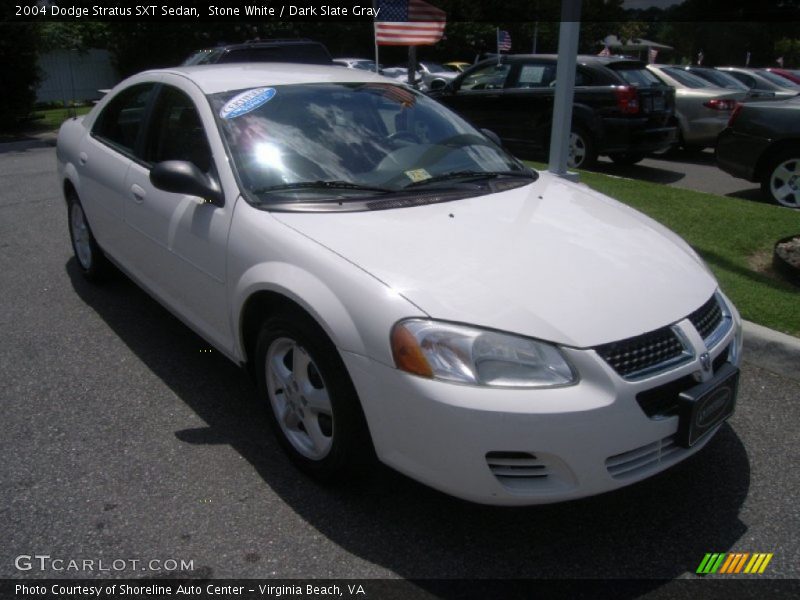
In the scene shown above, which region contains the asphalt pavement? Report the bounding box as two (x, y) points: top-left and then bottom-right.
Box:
(594, 148), (764, 201)
(1, 145), (799, 592)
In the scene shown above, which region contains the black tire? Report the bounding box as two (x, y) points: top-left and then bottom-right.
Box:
(254, 310), (373, 481)
(568, 128), (597, 169)
(760, 148), (800, 208)
(66, 193), (110, 282)
(609, 152), (646, 166)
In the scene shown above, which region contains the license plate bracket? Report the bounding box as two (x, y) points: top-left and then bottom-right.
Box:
(676, 363), (739, 448)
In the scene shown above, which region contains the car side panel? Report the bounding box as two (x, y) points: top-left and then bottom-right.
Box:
(74, 130), (134, 262)
(227, 201), (425, 367)
(716, 128), (771, 181)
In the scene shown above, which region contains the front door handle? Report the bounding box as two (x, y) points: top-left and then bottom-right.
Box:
(131, 184), (146, 203)
(79, 152), (88, 165)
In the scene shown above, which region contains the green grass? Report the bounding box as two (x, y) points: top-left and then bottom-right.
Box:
(526, 162), (800, 337)
(30, 105), (92, 131)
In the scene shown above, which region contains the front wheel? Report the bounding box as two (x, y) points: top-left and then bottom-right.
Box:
(609, 152), (646, 166)
(761, 150), (800, 208)
(255, 311), (373, 481)
(567, 128), (597, 169)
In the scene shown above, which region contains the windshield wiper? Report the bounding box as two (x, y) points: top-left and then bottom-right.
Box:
(402, 170), (534, 189)
(252, 180), (393, 195)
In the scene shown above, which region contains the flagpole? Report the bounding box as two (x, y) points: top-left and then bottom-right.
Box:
(408, 45), (417, 87)
(373, 0), (379, 72)
(496, 27), (501, 65)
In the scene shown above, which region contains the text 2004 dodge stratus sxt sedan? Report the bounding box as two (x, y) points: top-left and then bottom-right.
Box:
(57, 64), (742, 505)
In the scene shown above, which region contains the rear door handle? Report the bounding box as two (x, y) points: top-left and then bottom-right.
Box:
(131, 184), (146, 203)
(79, 152), (88, 165)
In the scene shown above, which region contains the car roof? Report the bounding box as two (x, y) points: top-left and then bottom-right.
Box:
(148, 63), (392, 94)
(199, 38), (325, 52)
(486, 54), (645, 67)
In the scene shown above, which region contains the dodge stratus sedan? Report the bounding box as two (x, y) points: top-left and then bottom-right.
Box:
(57, 64), (742, 505)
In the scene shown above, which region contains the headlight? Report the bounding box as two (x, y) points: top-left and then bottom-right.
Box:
(390, 319), (577, 388)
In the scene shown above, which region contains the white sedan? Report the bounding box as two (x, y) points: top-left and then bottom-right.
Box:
(57, 63), (742, 505)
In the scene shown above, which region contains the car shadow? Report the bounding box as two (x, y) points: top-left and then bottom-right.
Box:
(650, 148), (717, 167)
(725, 187), (774, 205)
(591, 160), (686, 184)
(66, 258), (752, 590)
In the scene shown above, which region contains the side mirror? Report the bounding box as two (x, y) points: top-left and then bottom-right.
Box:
(481, 128), (503, 147)
(150, 161), (223, 207)
(428, 78), (448, 92)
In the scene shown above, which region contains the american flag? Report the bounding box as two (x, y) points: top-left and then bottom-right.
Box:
(497, 30), (512, 52)
(597, 45), (611, 57)
(375, 0), (446, 46)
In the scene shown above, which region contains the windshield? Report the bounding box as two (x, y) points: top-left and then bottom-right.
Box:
(420, 62), (448, 73)
(662, 67), (712, 89)
(209, 82), (532, 205)
(690, 68), (748, 91)
(757, 70), (800, 89)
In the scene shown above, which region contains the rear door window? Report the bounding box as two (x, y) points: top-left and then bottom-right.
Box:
(514, 64), (556, 88)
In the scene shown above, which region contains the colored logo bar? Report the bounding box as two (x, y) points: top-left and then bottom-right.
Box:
(696, 553), (773, 574)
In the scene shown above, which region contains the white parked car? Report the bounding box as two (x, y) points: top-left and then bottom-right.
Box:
(57, 64), (742, 505)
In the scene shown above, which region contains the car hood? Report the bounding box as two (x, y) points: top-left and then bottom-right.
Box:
(273, 173), (717, 348)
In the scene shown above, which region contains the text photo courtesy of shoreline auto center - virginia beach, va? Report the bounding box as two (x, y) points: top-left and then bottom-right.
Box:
(1, 1), (800, 599)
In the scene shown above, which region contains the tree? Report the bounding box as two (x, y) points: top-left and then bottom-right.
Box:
(775, 38), (800, 68)
(0, 24), (41, 129)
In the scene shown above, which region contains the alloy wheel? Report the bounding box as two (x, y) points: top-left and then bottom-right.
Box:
(568, 132), (587, 168)
(265, 337), (334, 460)
(70, 202), (93, 269)
(769, 158), (800, 208)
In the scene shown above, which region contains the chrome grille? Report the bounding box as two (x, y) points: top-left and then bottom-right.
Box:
(595, 327), (687, 378)
(689, 295), (723, 341)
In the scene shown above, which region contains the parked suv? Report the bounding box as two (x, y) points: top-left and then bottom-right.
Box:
(182, 39), (333, 66)
(429, 55), (677, 167)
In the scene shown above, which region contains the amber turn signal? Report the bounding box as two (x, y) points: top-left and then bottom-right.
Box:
(390, 323), (434, 378)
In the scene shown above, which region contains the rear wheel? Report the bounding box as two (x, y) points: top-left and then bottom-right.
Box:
(609, 152), (646, 166)
(567, 128), (597, 169)
(67, 194), (110, 281)
(255, 311), (373, 481)
(761, 149), (800, 208)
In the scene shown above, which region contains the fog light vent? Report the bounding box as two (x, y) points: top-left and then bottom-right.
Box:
(486, 451), (549, 484)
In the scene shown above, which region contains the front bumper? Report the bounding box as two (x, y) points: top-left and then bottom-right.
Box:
(343, 300), (741, 506)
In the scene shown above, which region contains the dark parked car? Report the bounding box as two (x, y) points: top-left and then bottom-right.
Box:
(182, 39), (333, 66)
(429, 55), (677, 168)
(717, 97), (800, 208)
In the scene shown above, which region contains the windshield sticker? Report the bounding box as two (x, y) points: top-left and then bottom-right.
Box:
(220, 88), (276, 119)
(405, 168), (431, 183)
